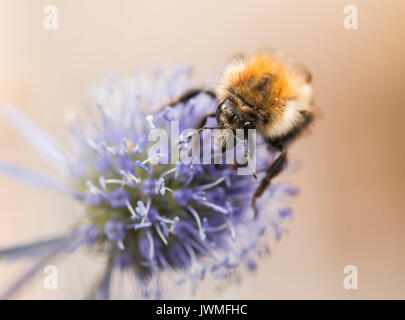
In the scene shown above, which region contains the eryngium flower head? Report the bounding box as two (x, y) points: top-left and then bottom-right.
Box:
(0, 66), (297, 299)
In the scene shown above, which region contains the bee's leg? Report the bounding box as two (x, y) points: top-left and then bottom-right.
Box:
(176, 89), (216, 105)
(197, 112), (216, 129)
(251, 150), (287, 218)
(155, 89), (216, 113)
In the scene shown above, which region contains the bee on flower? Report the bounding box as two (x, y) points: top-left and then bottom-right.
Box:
(0, 66), (297, 299)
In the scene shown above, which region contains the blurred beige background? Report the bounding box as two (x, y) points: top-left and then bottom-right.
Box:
(0, 0), (405, 299)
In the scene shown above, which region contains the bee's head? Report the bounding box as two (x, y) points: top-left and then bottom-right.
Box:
(216, 73), (286, 131)
(216, 90), (273, 131)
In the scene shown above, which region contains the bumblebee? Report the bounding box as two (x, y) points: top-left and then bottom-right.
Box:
(160, 53), (315, 215)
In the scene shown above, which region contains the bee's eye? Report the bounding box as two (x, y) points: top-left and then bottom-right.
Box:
(231, 115), (238, 122)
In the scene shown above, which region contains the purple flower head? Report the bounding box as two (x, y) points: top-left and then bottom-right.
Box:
(108, 188), (130, 208)
(0, 66), (298, 299)
(104, 220), (126, 249)
(93, 155), (112, 173)
(116, 155), (135, 173)
(84, 190), (104, 206)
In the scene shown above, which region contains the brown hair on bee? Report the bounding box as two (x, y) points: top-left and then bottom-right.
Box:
(216, 53), (309, 141)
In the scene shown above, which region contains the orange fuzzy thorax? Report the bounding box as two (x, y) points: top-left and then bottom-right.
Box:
(220, 54), (300, 117)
